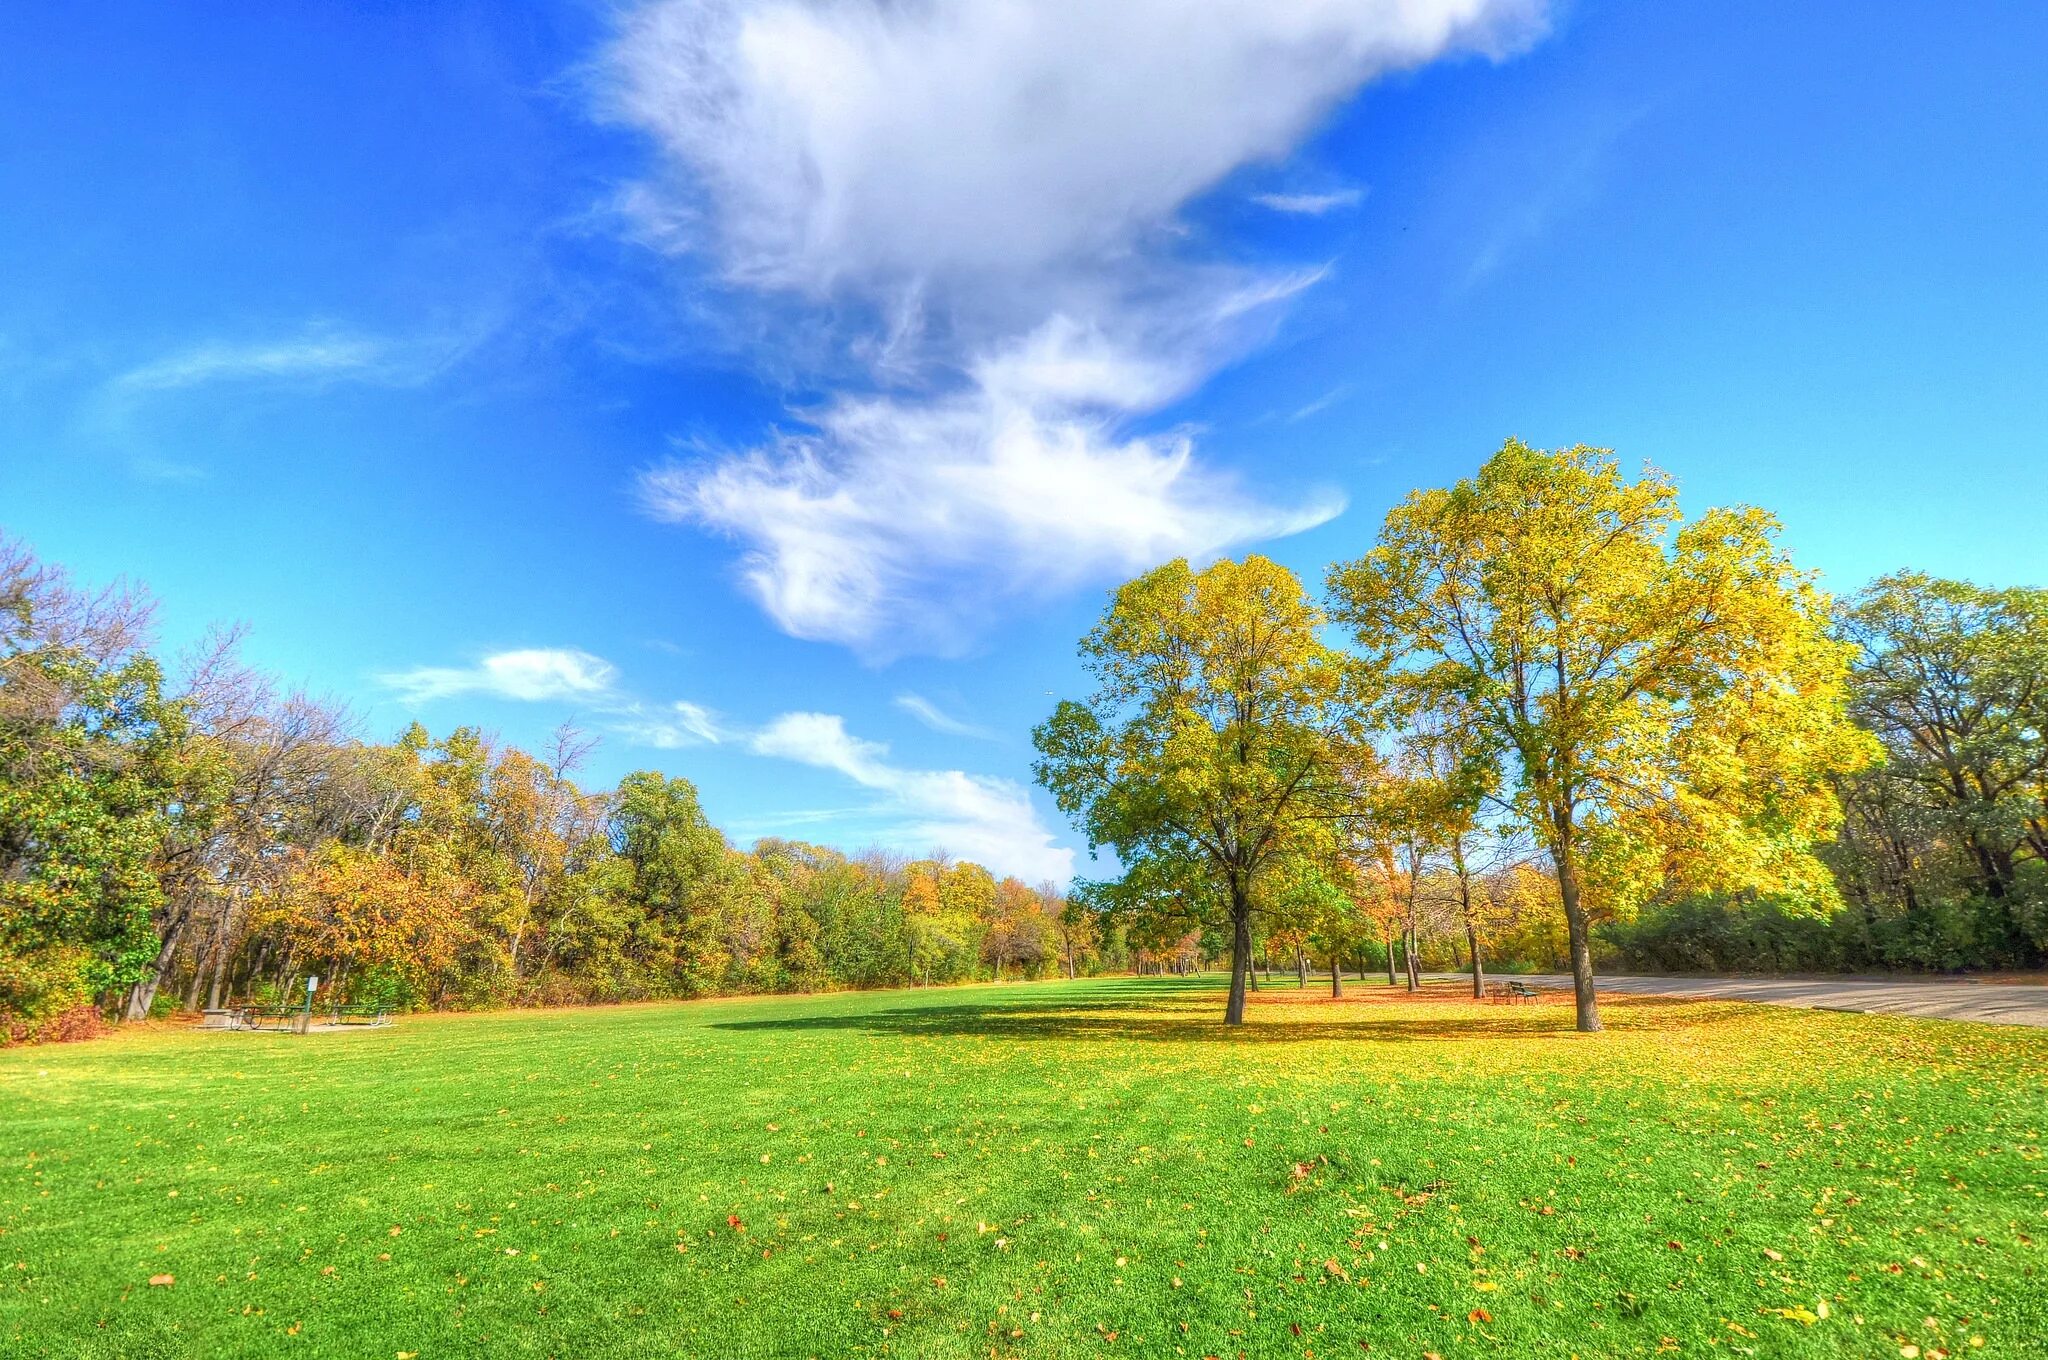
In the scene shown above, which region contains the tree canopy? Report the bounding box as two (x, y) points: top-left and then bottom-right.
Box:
(1034, 555), (1365, 1023)
(1328, 440), (1871, 1029)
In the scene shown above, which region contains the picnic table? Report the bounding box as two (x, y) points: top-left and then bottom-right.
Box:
(213, 1004), (392, 1032)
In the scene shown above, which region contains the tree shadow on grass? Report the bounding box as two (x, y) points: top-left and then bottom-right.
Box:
(710, 991), (1738, 1045)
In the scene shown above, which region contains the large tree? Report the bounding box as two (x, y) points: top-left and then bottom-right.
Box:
(1329, 440), (1870, 1030)
(1, 540), (194, 1033)
(1034, 555), (1365, 1025)
(1834, 573), (2048, 958)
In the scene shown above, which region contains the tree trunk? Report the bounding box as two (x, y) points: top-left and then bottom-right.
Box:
(1384, 934), (1397, 986)
(1295, 951), (1307, 987)
(1454, 842), (1484, 1000)
(1405, 925), (1420, 991)
(183, 920), (213, 1011)
(1553, 831), (1603, 1032)
(1329, 957), (1342, 998)
(124, 905), (192, 1021)
(1225, 888), (1252, 1025)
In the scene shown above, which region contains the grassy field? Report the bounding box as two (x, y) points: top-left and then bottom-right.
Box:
(3, 976), (2043, 1359)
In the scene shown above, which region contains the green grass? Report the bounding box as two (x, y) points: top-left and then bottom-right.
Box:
(3, 976), (2044, 1358)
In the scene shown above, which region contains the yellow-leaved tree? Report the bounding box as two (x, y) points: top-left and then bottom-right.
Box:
(1034, 556), (1367, 1025)
(1328, 440), (1873, 1030)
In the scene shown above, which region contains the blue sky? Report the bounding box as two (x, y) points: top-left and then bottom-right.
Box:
(4, 0), (2044, 884)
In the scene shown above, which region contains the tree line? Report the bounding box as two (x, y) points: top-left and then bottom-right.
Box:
(0, 538), (1099, 1043)
(7, 440), (2043, 1041)
(1036, 440), (2047, 1029)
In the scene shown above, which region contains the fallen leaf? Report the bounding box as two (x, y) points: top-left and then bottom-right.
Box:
(1468, 1308), (1492, 1324)
(149, 1274), (174, 1287)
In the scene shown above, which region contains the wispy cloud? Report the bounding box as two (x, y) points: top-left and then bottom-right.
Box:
(1460, 103), (1647, 292)
(603, 0), (1547, 652)
(377, 646), (732, 751)
(115, 334), (391, 393)
(107, 323), (479, 406)
(752, 712), (1072, 882)
(894, 692), (997, 741)
(1288, 382), (1355, 423)
(1252, 188), (1367, 215)
(605, 699), (727, 749)
(379, 648), (620, 704)
(642, 307), (1344, 655)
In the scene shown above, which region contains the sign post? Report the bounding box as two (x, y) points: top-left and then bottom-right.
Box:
(298, 975), (318, 1034)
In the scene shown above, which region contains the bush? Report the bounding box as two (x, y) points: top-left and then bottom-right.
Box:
(345, 963), (422, 1013)
(3, 1003), (106, 1046)
(0, 943), (100, 1045)
(1600, 891), (2040, 974)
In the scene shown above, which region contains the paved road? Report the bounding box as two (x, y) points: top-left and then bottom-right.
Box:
(1508, 973), (2048, 1027)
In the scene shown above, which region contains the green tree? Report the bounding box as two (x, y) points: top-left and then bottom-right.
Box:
(611, 771), (733, 996)
(1834, 573), (2048, 959)
(1330, 440), (1871, 1030)
(0, 649), (186, 1032)
(0, 541), (194, 1034)
(1035, 556), (1365, 1025)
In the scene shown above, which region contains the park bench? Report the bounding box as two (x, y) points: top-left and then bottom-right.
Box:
(232, 1005), (304, 1032)
(321, 1005), (392, 1027)
(219, 1003), (391, 1032)
(1505, 980), (1540, 1003)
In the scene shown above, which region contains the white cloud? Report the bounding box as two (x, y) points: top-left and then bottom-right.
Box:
(894, 692), (996, 741)
(111, 326), (468, 396)
(607, 699), (727, 748)
(379, 646), (736, 757)
(642, 312), (1343, 653)
(380, 648), (620, 704)
(603, 0), (1545, 651)
(752, 712), (1072, 882)
(1288, 382), (1356, 423)
(1252, 188), (1367, 215)
(606, 0), (1538, 301)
